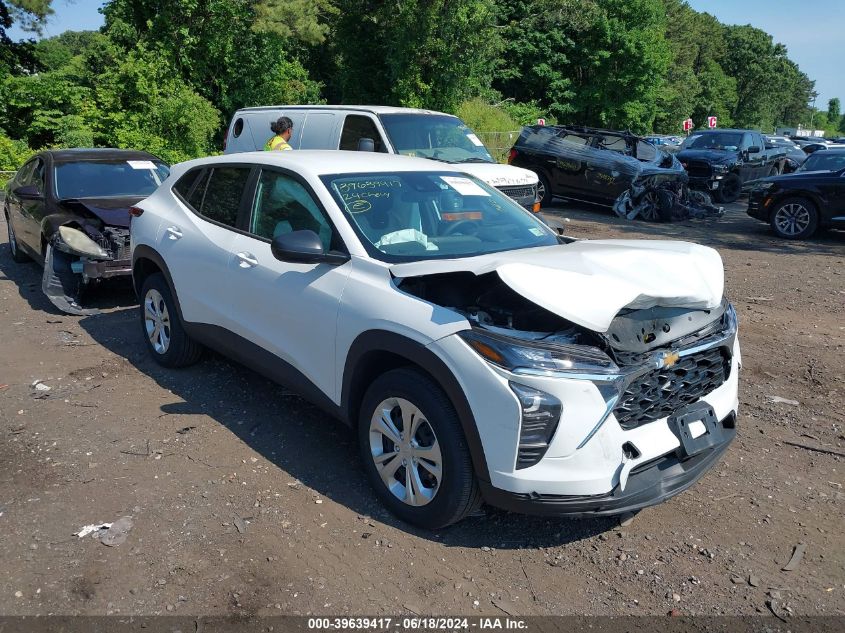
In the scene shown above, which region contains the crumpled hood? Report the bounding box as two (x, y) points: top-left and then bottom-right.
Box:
(391, 240), (724, 333)
(455, 162), (538, 187)
(60, 196), (145, 228)
(677, 149), (738, 164)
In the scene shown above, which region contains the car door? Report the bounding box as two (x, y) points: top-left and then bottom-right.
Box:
(16, 156), (48, 253)
(225, 167), (353, 399)
(160, 164), (253, 329)
(738, 132), (763, 182)
(551, 131), (593, 198)
(338, 114), (388, 152)
(584, 134), (632, 203)
(5, 160), (35, 251)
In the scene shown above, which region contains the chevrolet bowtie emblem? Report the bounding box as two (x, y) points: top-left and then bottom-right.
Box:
(662, 352), (680, 368)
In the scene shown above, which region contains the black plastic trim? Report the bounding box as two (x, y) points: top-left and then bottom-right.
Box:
(131, 245), (186, 322)
(342, 330), (491, 483)
(479, 419), (736, 517)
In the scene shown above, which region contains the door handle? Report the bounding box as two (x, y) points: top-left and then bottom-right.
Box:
(236, 252), (258, 268)
(166, 226), (183, 240)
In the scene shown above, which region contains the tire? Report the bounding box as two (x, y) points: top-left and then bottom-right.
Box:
(714, 174), (741, 203)
(533, 171), (553, 207)
(769, 196), (819, 240)
(5, 212), (30, 263)
(358, 367), (481, 529)
(139, 272), (203, 367)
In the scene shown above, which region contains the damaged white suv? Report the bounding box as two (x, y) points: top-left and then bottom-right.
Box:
(130, 151), (740, 528)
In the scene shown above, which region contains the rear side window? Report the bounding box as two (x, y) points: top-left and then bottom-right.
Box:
(177, 166), (251, 228)
(173, 169), (203, 199)
(339, 115), (386, 152)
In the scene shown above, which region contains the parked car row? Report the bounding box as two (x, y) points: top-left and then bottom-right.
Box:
(2, 108), (743, 529)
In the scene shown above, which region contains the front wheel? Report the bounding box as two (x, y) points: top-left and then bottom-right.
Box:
(139, 273), (203, 367)
(714, 174), (741, 203)
(770, 197), (818, 240)
(6, 213), (30, 263)
(358, 368), (481, 529)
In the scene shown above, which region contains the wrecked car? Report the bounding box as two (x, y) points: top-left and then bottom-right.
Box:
(508, 125), (720, 221)
(3, 149), (169, 314)
(131, 152), (740, 529)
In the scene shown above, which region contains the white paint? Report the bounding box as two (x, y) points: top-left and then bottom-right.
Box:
(440, 176), (489, 197)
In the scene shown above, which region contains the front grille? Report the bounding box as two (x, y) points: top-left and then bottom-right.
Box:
(496, 184), (537, 202)
(614, 347), (730, 429)
(683, 160), (712, 179)
(99, 227), (131, 260)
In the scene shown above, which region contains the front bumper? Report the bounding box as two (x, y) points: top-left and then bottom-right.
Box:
(428, 311), (740, 515)
(480, 418), (734, 517)
(81, 258), (132, 279)
(495, 184), (539, 210)
(746, 190), (770, 221)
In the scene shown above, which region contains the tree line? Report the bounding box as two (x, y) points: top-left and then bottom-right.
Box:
(1, 0), (842, 170)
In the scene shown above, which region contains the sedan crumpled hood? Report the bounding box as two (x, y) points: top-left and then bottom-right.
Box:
(390, 240), (724, 333)
(60, 196), (146, 228)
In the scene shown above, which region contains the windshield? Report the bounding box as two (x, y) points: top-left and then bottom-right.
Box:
(321, 171), (557, 262)
(379, 114), (495, 164)
(798, 152), (845, 172)
(55, 159), (169, 199)
(682, 132), (743, 151)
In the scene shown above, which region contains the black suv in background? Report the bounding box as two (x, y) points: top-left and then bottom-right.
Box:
(747, 149), (845, 239)
(677, 129), (788, 203)
(507, 125), (687, 216)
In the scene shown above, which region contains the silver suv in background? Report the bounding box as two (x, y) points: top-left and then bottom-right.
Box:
(223, 105), (540, 210)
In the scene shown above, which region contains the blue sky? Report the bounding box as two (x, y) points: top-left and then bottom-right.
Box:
(8, 0), (844, 108)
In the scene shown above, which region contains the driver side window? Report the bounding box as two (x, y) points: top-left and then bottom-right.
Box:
(250, 170), (341, 251)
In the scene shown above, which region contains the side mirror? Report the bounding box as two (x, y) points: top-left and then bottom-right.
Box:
(747, 146), (761, 154)
(14, 184), (43, 200)
(357, 137), (375, 152)
(270, 230), (349, 265)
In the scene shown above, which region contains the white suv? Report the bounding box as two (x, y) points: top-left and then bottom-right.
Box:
(130, 151), (740, 529)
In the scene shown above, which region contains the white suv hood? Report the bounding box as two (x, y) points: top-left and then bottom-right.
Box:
(391, 240), (724, 332)
(456, 162), (538, 187)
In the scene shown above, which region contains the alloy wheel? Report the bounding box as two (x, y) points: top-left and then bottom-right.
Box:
(368, 397), (442, 507)
(774, 202), (811, 236)
(144, 288), (171, 354)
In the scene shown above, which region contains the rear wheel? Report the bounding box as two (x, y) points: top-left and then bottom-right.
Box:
(715, 174), (741, 203)
(6, 213), (30, 263)
(358, 368), (481, 529)
(770, 197), (818, 240)
(139, 273), (203, 367)
(534, 171), (552, 207)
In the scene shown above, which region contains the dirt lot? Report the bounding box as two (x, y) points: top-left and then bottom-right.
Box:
(0, 201), (843, 619)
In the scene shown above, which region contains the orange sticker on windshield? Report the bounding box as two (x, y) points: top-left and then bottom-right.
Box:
(442, 212), (482, 221)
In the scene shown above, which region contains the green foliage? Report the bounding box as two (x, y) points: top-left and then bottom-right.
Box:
(0, 129), (33, 171)
(456, 98), (517, 133)
(828, 98), (841, 122)
(252, 0), (337, 45)
(500, 100), (553, 126)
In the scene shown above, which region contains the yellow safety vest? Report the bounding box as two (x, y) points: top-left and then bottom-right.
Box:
(264, 135), (292, 151)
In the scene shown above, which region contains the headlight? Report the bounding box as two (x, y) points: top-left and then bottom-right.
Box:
(754, 181), (776, 192)
(713, 164), (730, 174)
(57, 226), (109, 258)
(458, 328), (618, 376)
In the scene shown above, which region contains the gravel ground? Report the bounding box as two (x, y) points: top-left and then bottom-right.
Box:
(0, 201), (843, 618)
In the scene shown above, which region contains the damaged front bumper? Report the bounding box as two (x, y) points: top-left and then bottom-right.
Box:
(42, 226), (132, 314)
(428, 305), (740, 516)
(613, 174), (724, 222)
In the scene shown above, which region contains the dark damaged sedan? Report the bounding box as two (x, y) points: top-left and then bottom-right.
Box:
(508, 125), (718, 221)
(3, 148), (169, 313)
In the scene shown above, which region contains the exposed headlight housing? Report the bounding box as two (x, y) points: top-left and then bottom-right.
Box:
(57, 226), (109, 258)
(458, 328), (618, 376)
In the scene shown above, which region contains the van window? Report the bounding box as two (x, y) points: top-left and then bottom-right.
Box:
(379, 113), (495, 164)
(299, 112), (337, 150)
(340, 115), (386, 152)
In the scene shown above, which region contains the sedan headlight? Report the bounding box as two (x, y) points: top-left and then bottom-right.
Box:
(58, 226), (109, 258)
(458, 328), (618, 376)
(754, 181), (776, 192)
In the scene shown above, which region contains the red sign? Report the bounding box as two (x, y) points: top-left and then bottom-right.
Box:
(683, 118), (693, 131)
(537, 118), (546, 126)
(708, 116), (717, 128)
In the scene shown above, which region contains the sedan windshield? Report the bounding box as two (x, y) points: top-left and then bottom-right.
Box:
(798, 152), (845, 172)
(55, 160), (169, 199)
(379, 114), (495, 164)
(321, 171), (558, 262)
(682, 133), (743, 151)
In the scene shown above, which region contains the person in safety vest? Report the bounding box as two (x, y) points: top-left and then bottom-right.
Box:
(264, 116), (294, 151)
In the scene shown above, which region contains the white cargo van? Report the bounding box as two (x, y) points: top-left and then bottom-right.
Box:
(223, 105), (539, 209)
